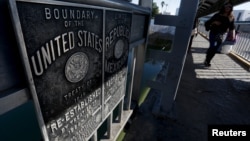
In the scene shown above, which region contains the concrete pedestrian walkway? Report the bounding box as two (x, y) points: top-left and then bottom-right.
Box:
(123, 34), (250, 141)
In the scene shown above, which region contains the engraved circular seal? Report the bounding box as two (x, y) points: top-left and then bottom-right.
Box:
(114, 39), (124, 59)
(65, 52), (89, 83)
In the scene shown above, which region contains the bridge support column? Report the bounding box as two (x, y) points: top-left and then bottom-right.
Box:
(151, 0), (199, 115)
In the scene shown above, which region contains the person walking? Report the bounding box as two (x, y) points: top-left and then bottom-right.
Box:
(204, 2), (235, 67)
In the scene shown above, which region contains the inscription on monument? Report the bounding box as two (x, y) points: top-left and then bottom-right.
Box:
(9, 0), (131, 140)
(104, 10), (131, 116)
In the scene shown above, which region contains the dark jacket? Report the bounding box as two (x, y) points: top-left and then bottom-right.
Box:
(205, 13), (235, 34)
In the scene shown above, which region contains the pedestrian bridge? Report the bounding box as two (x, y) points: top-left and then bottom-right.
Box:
(124, 33), (250, 141)
(198, 24), (250, 69)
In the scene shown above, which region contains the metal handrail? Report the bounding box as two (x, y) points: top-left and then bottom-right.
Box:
(232, 32), (250, 62)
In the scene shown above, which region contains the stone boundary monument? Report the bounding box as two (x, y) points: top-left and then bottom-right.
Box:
(5, 0), (151, 140)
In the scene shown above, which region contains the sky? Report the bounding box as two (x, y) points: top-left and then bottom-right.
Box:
(131, 0), (250, 15)
(132, 0), (181, 15)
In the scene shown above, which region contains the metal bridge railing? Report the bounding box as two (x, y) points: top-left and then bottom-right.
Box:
(232, 32), (250, 62)
(198, 24), (250, 69)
